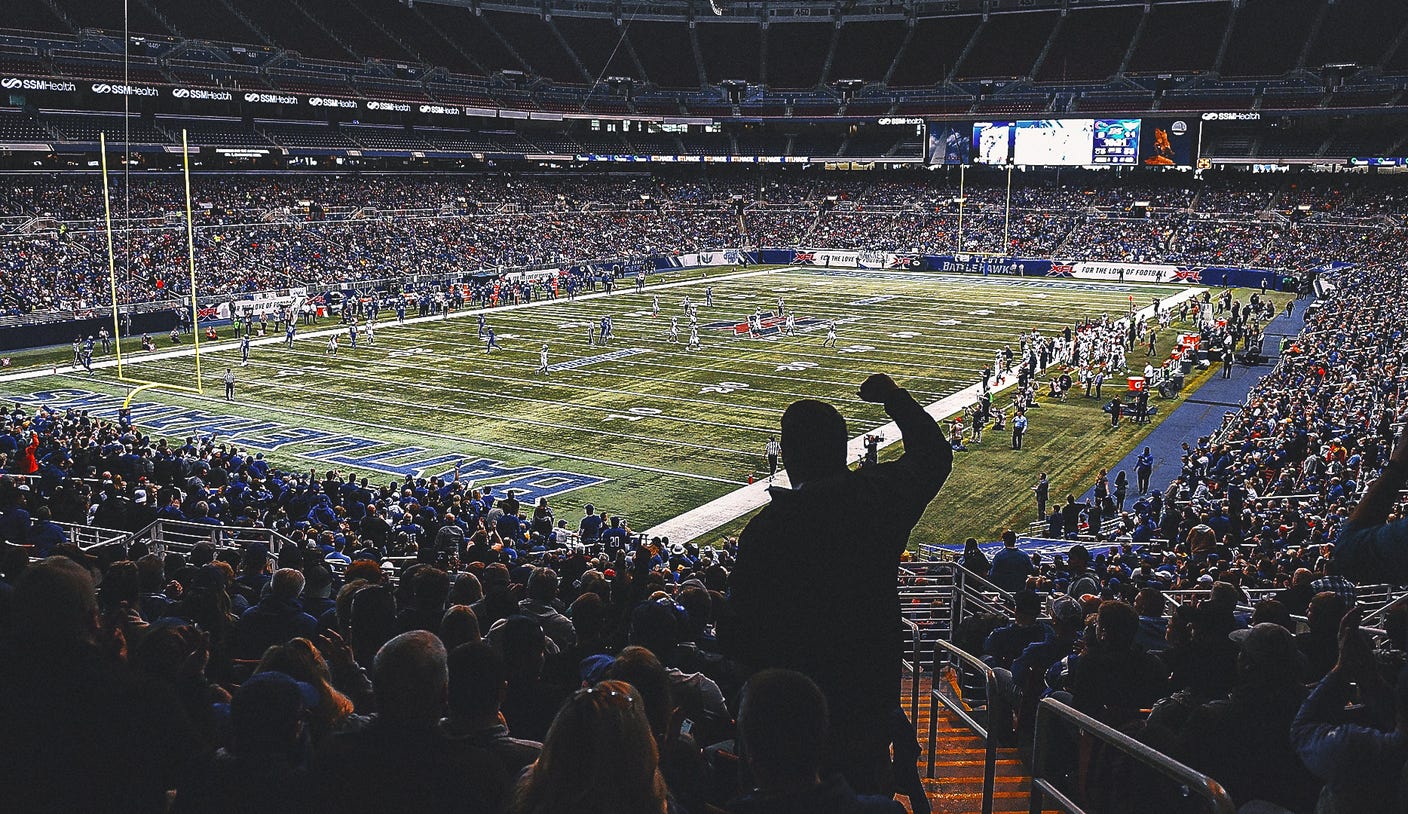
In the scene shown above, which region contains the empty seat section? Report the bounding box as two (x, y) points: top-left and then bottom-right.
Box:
(830, 19), (905, 83)
(957, 12), (1057, 79)
(416, 4), (521, 74)
(292, 0), (417, 61)
(55, 0), (169, 35)
(1221, 0), (1319, 78)
(6, 3), (71, 34)
(1306, 0), (1408, 69)
(356, 0), (479, 71)
(555, 16), (640, 81)
(146, 0), (263, 44)
(697, 22), (760, 84)
(764, 22), (830, 89)
(891, 16), (981, 86)
(629, 21), (698, 88)
(231, 0), (356, 59)
(483, 11), (582, 81)
(1128, 1), (1227, 74)
(1036, 6), (1141, 82)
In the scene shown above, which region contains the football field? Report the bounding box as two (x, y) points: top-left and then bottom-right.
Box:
(2, 265), (1197, 540)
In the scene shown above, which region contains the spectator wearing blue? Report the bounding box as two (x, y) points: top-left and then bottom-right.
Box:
(988, 529), (1035, 592)
(983, 590), (1052, 669)
(578, 503), (603, 547)
(729, 669), (903, 814)
(1334, 426), (1408, 583)
(27, 504), (66, 557)
(1292, 607), (1408, 813)
(601, 516), (631, 551)
(176, 670), (316, 812)
(236, 568), (318, 660)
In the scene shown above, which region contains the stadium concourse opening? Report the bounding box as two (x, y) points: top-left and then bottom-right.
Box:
(4, 0), (1408, 811)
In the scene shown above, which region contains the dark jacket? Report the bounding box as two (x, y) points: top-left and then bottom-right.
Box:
(724, 388), (950, 761)
(236, 597), (317, 659)
(312, 717), (507, 814)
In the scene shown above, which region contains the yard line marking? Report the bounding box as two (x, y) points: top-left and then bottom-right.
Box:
(47, 373), (749, 487)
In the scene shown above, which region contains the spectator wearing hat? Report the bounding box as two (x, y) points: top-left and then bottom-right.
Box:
(1170, 623), (1318, 813)
(725, 373), (951, 794)
(175, 671), (317, 812)
(989, 595), (1086, 738)
(983, 590), (1051, 670)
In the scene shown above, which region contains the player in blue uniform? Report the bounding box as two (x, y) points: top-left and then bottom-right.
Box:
(486, 327), (501, 352)
(240, 333), (251, 366)
(285, 321), (296, 347)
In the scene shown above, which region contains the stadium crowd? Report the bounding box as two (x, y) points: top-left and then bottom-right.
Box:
(5, 170), (1408, 812)
(0, 369), (951, 814)
(4, 170), (1408, 317)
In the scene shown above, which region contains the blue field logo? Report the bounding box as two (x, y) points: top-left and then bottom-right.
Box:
(9, 388), (607, 502)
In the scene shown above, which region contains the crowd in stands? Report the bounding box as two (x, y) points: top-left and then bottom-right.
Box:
(938, 253), (1408, 811)
(4, 170), (1408, 316)
(4, 163), (1408, 809)
(0, 368), (950, 813)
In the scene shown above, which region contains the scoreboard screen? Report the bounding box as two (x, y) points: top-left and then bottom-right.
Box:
(935, 117), (1196, 168)
(1092, 119), (1142, 165)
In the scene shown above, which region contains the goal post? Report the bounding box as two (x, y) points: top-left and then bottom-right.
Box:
(101, 129), (206, 407)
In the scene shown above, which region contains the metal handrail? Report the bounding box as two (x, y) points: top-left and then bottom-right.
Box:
(929, 639), (999, 814)
(1029, 697), (1236, 814)
(902, 617), (922, 724)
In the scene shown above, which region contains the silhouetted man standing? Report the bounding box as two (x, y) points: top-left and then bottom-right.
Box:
(724, 373), (952, 795)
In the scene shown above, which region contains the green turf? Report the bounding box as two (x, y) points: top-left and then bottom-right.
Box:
(0, 265), (1281, 543)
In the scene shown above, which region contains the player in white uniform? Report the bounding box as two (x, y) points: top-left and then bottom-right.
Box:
(326, 334), (338, 355)
(682, 295), (692, 314)
(668, 316), (679, 343)
(687, 325), (700, 350)
(704, 286), (713, 307)
(823, 321), (837, 348)
(784, 313), (797, 336)
(537, 343), (549, 373)
(651, 295), (660, 317)
(776, 297), (785, 316)
(365, 320), (375, 346)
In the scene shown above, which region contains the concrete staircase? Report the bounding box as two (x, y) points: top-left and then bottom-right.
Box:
(907, 674), (1058, 814)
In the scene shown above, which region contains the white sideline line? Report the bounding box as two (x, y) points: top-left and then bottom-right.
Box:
(644, 286), (1207, 544)
(0, 266), (792, 384)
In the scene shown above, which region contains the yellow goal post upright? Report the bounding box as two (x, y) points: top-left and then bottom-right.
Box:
(101, 129), (206, 408)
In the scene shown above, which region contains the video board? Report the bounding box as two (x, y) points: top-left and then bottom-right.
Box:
(936, 117), (1198, 167)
